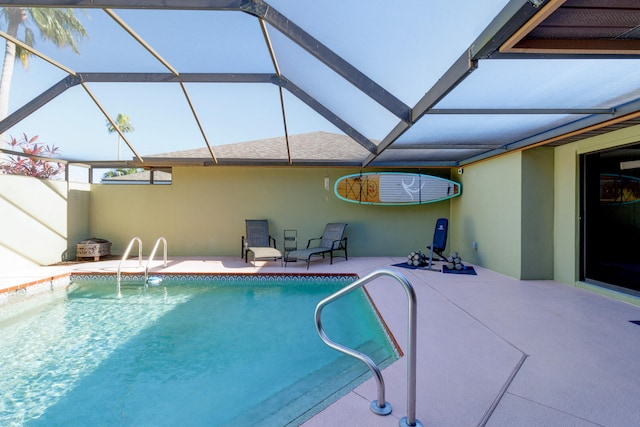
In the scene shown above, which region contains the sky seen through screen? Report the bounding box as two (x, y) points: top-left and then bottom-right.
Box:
(0, 1), (510, 162)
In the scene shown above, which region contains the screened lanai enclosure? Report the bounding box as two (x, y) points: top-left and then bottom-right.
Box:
(1, 0), (640, 168)
(1, 0), (640, 290)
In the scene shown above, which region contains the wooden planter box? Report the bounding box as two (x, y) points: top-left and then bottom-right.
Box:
(76, 239), (112, 261)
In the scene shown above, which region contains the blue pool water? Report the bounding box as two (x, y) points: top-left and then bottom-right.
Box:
(0, 275), (397, 426)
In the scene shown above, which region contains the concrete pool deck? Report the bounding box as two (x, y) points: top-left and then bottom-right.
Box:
(2, 256), (640, 426)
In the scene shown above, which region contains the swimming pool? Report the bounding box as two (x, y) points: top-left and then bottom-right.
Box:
(0, 274), (397, 426)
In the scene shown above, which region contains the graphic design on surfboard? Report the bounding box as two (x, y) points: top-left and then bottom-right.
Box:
(600, 173), (640, 204)
(335, 172), (461, 205)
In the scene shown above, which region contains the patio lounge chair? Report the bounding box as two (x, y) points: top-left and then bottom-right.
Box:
(287, 223), (348, 269)
(242, 219), (282, 266)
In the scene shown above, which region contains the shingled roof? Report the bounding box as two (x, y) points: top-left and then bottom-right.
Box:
(142, 132), (373, 167)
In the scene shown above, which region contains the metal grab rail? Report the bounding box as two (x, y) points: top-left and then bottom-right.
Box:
(314, 268), (422, 427)
(117, 237), (143, 297)
(145, 237), (168, 282)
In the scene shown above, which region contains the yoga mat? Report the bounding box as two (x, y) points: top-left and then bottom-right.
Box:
(391, 262), (439, 271)
(442, 265), (477, 275)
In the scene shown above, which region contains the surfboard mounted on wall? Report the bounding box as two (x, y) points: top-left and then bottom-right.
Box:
(600, 173), (640, 204)
(334, 172), (461, 205)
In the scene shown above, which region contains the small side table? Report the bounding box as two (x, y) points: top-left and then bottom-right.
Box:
(284, 229), (297, 262)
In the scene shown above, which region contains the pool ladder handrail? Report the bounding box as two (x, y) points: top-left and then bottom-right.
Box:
(314, 268), (422, 427)
(145, 237), (168, 282)
(117, 237), (143, 297)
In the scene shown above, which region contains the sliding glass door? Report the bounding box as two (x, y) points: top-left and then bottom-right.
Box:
(581, 143), (640, 294)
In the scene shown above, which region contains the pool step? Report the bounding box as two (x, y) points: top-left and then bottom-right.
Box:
(116, 277), (149, 291)
(234, 339), (396, 427)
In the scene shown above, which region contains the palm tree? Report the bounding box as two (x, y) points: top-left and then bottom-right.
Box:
(0, 7), (87, 146)
(106, 113), (134, 160)
(102, 168), (142, 180)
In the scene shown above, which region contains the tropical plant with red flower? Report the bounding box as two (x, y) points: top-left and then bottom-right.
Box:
(1, 133), (65, 179)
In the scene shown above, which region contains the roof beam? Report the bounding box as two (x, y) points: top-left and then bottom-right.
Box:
(0, 30), (76, 75)
(249, 1), (411, 122)
(178, 82), (218, 164)
(389, 144), (504, 150)
(126, 157), (367, 168)
(368, 159), (459, 168)
(460, 96), (640, 165)
(416, 0), (546, 112)
(0, 147), (71, 164)
(427, 108), (614, 115)
(80, 82), (144, 162)
(278, 77), (378, 154)
(0, 75), (81, 134)
(364, 0), (547, 167)
(259, 18), (292, 164)
(0, 0), (251, 9)
(363, 50), (478, 167)
(4, 1), (412, 122)
(77, 72), (276, 83)
(103, 8), (180, 76)
(472, 0), (548, 59)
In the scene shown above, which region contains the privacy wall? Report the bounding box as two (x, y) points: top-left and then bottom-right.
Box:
(3, 123), (638, 293)
(0, 175), (90, 271)
(449, 153), (524, 279)
(449, 148), (555, 281)
(89, 167), (451, 259)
